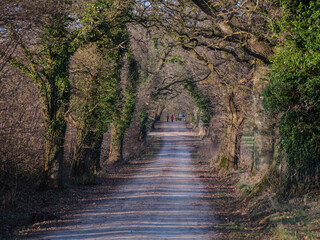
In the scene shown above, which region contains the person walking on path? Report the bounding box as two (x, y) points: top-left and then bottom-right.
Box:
(179, 113), (182, 121)
(166, 114), (169, 122)
(171, 115), (174, 122)
(183, 112), (185, 121)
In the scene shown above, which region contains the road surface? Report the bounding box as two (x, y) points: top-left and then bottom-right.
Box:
(30, 122), (216, 239)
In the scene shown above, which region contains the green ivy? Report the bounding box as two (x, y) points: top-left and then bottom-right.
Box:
(183, 79), (211, 126)
(71, 0), (134, 174)
(264, 0), (320, 193)
(138, 107), (149, 141)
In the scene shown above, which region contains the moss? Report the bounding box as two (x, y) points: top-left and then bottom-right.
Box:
(238, 183), (253, 198)
(183, 78), (211, 126)
(247, 159), (280, 200)
(251, 166), (256, 176)
(246, 174), (270, 200)
(218, 155), (228, 169)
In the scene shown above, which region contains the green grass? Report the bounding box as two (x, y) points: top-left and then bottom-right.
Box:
(249, 197), (320, 240)
(269, 207), (320, 239)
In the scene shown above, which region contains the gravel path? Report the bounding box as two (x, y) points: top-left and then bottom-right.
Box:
(32, 122), (216, 240)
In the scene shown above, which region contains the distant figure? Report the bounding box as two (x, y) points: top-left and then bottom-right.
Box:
(183, 112), (185, 121)
(166, 114), (169, 122)
(179, 113), (182, 121)
(171, 115), (174, 122)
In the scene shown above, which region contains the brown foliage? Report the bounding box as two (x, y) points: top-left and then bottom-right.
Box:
(0, 67), (43, 209)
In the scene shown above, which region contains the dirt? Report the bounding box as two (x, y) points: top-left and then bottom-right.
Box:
(4, 122), (318, 239)
(22, 122), (218, 239)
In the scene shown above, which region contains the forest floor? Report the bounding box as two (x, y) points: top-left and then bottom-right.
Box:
(2, 121), (320, 239)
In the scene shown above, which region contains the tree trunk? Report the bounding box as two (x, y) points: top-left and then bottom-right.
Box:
(107, 47), (139, 165)
(234, 133), (242, 169)
(72, 129), (93, 176)
(227, 124), (237, 168)
(151, 104), (164, 129)
(40, 120), (67, 189)
(91, 133), (103, 170)
(252, 62), (275, 174)
(138, 107), (149, 142)
(198, 114), (209, 138)
(72, 128), (104, 177)
(84, 147), (91, 176)
(108, 123), (124, 164)
(219, 122), (241, 169)
(218, 92), (243, 169)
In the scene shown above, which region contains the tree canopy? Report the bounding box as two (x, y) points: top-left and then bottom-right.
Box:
(1, 0), (319, 195)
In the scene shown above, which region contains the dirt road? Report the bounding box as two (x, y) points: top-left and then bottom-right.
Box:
(30, 122), (216, 239)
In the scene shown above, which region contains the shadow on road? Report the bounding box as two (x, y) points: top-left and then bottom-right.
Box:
(24, 122), (218, 240)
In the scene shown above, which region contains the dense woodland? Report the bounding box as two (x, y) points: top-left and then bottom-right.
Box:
(1, 0), (320, 238)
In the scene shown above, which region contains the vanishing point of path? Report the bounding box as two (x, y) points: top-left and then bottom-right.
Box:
(29, 122), (217, 239)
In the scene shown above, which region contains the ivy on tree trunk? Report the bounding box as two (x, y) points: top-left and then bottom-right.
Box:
(108, 48), (140, 164)
(4, 10), (75, 189)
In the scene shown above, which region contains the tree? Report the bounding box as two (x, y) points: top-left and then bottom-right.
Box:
(129, 24), (178, 138)
(183, 0), (276, 171)
(0, 0), (77, 188)
(132, 0), (258, 169)
(183, 77), (212, 136)
(154, 0), (277, 171)
(108, 47), (140, 164)
(69, 45), (119, 178)
(264, 0), (320, 193)
(69, 0), (132, 177)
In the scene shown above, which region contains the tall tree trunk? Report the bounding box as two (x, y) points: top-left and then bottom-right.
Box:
(218, 92), (244, 169)
(234, 133), (242, 169)
(72, 127), (103, 177)
(91, 133), (103, 170)
(151, 104), (165, 129)
(198, 116), (209, 139)
(84, 147), (91, 176)
(72, 128), (93, 176)
(252, 62), (275, 174)
(108, 48), (139, 165)
(227, 124), (237, 168)
(219, 122), (242, 169)
(108, 122), (124, 164)
(40, 120), (67, 189)
(138, 107), (149, 142)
